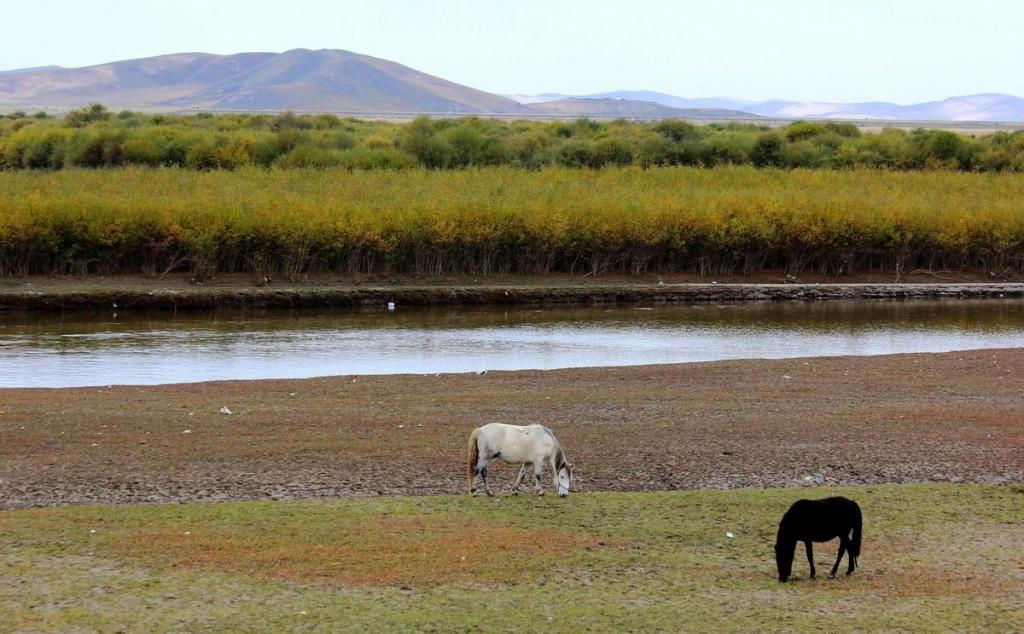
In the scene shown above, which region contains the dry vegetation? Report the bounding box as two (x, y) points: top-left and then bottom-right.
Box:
(106, 514), (604, 587)
(2, 165), (1024, 278)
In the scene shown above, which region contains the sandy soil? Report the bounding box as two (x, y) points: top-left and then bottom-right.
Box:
(1, 349), (1021, 509)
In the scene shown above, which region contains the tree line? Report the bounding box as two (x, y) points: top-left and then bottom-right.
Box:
(2, 103), (1024, 172)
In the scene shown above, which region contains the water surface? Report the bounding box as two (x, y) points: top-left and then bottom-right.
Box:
(1, 299), (1021, 387)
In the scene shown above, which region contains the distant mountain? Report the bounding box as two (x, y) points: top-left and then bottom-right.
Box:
(511, 91), (1024, 122)
(6, 51), (1020, 121)
(748, 93), (1024, 121)
(503, 92), (569, 104)
(0, 49), (531, 114)
(526, 97), (755, 119)
(578, 91), (758, 112)
(0, 51), (758, 119)
(0, 65), (63, 76)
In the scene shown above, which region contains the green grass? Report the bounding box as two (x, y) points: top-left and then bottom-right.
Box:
(2, 483), (1021, 632)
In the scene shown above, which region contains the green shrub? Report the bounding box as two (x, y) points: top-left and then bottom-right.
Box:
(750, 134), (784, 168)
(0, 106), (1022, 174)
(64, 103), (111, 128)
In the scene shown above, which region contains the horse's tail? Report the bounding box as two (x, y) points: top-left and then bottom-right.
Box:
(849, 501), (862, 567)
(467, 428), (481, 491)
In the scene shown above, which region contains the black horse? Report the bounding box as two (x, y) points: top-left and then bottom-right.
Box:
(774, 496), (862, 582)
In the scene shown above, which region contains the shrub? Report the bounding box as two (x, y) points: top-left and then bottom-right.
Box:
(65, 103), (111, 128)
(402, 117), (453, 169)
(1, 106), (1022, 174)
(363, 135), (392, 149)
(274, 146), (345, 168)
(654, 119), (699, 142)
(590, 137), (634, 168)
(3, 166), (1019, 278)
(784, 121), (826, 142)
(750, 134), (784, 168)
(554, 139), (593, 168)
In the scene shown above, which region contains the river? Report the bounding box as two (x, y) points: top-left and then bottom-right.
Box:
(1, 299), (1022, 387)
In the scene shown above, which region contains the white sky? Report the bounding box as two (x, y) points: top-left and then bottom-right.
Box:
(3, 0), (1021, 103)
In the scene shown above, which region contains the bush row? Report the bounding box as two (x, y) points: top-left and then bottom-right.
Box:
(2, 105), (1024, 172)
(1, 166), (1022, 278)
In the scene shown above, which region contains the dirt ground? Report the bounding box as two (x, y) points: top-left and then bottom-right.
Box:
(3, 272), (1022, 313)
(3, 269), (1019, 291)
(1, 349), (1021, 509)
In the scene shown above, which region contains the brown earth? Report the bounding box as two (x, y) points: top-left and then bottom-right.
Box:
(6, 269), (1020, 290)
(2, 272), (1023, 313)
(1, 349), (1022, 509)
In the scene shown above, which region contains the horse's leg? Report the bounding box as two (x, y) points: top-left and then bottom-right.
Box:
(471, 452), (489, 495)
(805, 541), (816, 579)
(510, 463), (528, 494)
(481, 464), (494, 496)
(533, 462), (545, 496)
(846, 536), (857, 575)
(829, 538), (848, 578)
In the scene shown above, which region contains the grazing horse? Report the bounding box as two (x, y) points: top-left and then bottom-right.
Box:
(467, 423), (573, 497)
(774, 496), (862, 582)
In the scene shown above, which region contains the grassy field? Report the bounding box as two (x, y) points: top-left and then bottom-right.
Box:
(2, 165), (1024, 278)
(1, 484), (1021, 632)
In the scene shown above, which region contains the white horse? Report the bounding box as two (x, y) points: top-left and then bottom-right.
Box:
(467, 423), (573, 497)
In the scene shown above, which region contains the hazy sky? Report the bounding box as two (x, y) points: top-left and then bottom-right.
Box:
(3, 0), (1021, 103)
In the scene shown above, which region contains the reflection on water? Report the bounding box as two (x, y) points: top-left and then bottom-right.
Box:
(1, 299), (1022, 387)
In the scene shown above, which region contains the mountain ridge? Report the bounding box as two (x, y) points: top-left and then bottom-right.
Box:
(3, 50), (1021, 121)
(511, 90), (1024, 122)
(0, 49), (531, 114)
(526, 97), (755, 119)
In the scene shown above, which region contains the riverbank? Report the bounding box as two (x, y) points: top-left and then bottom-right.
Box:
(2, 273), (1023, 312)
(1, 349), (1020, 509)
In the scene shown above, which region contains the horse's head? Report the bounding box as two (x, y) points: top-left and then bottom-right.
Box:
(774, 542), (793, 582)
(556, 462), (573, 497)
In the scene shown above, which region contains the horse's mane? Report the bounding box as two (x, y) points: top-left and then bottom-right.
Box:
(554, 446), (568, 472)
(540, 425), (570, 473)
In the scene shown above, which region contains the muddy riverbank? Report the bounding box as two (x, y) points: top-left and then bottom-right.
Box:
(1, 349), (1020, 509)
(2, 273), (1023, 312)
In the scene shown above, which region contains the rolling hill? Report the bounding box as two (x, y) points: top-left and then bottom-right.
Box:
(7, 49), (1018, 121)
(512, 90), (1024, 122)
(0, 49), (531, 114)
(526, 97), (754, 119)
(573, 91), (758, 112)
(746, 93), (1024, 121)
(0, 65), (63, 77)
